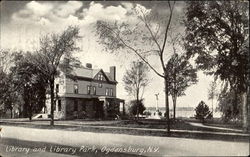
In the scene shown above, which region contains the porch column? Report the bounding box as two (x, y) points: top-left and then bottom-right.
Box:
(103, 99), (108, 118)
(122, 101), (125, 116)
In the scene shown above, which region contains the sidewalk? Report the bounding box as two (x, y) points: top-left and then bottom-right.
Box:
(0, 125), (249, 156)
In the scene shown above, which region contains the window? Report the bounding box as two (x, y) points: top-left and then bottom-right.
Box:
(58, 100), (61, 111)
(87, 85), (91, 94)
(74, 100), (78, 111)
(93, 86), (96, 95)
(74, 84), (78, 94)
(98, 74), (104, 81)
(110, 88), (113, 96)
(105, 88), (109, 96)
(98, 83), (102, 88)
(56, 84), (59, 93)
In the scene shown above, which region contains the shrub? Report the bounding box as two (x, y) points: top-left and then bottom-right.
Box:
(195, 101), (212, 123)
(128, 99), (146, 117)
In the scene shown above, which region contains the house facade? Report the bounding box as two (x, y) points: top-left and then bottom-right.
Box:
(46, 63), (125, 119)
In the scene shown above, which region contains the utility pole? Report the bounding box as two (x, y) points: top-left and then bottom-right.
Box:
(155, 93), (159, 112)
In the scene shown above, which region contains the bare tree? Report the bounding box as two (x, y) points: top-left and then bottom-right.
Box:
(26, 26), (81, 125)
(96, 1), (176, 133)
(123, 61), (149, 119)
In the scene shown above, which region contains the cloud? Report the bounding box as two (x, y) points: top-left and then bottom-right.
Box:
(10, 1), (137, 30)
(80, 2), (128, 25)
(38, 17), (51, 26)
(54, 1), (83, 18)
(26, 1), (53, 16)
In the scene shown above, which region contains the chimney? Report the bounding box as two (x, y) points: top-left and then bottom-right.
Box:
(110, 66), (116, 81)
(86, 63), (92, 69)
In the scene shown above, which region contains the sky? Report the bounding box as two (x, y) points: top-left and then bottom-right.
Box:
(0, 1), (216, 109)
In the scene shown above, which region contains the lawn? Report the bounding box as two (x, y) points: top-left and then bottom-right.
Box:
(0, 118), (248, 142)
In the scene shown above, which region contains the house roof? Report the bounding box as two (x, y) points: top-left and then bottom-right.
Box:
(70, 67), (116, 83)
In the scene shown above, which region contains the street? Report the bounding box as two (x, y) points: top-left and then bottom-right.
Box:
(0, 125), (249, 156)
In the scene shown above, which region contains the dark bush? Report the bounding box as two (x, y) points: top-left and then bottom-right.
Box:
(195, 101), (212, 123)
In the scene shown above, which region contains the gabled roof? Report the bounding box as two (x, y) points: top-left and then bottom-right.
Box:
(70, 67), (116, 83)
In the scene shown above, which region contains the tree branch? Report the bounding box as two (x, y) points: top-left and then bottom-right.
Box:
(100, 23), (165, 78)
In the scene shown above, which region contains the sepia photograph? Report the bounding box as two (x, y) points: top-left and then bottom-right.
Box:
(0, 1), (249, 156)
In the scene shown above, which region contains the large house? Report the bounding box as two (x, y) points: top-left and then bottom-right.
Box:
(46, 63), (125, 119)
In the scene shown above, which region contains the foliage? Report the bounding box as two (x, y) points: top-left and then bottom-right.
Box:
(0, 70), (19, 117)
(128, 99), (146, 116)
(184, 1), (248, 93)
(217, 86), (242, 122)
(167, 53), (198, 97)
(0, 49), (15, 73)
(10, 52), (47, 118)
(184, 1), (249, 129)
(166, 53), (198, 119)
(143, 111), (151, 116)
(195, 101), (212, 123)
(208, 80), (217, 100)
(106, 100), (120, 119)
(25, 26), (81, 125)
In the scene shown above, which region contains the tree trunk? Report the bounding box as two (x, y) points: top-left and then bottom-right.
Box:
(136, 89), (139, 120)
(50, 79), (55, 126)
(172, 95), (177, 121)
(164, 75), (170, 134)
(10, 108), (13, 119)
(242, 92), (248, 132)
(244, 48), (250, 132)
(28, 92), (32, 121)
(233, 89), (238, 120)
(211, 97), (214, 118)
(29, 104), (32, 121)
(23, 92), (29, 118)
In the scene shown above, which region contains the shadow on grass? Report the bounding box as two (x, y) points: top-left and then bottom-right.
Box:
(0, 138), (144, 157)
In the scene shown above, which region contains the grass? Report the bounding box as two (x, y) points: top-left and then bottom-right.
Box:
(0, 118), (248, 142)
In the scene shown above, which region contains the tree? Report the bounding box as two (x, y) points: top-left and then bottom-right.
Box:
(0, 49), (17, 117)
(0, 72), (18, 118)
(123, 61), (149, 119)
(195, 101), (212, 123)
(0, 51), (21, 118)
(184, 1), (249, 130)
(25, 26), (81, 125)
(207, 80), (217, 117)
(10, 52), (47, 119)
(218, 86), (242, 122)
(0, 49), (14, 73)
(128, 99), (146, 117)
(96, 2), (176, 133)
(166, 53), (197, 120)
